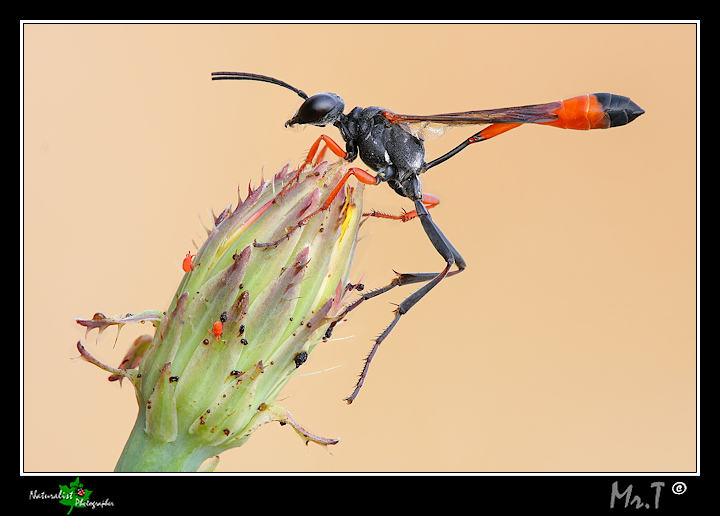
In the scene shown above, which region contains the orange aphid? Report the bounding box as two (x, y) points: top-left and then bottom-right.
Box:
(208, 318), (223, 341)
(182, 251), (196, 272)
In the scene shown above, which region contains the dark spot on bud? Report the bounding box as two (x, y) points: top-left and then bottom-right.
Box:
(294, 351), (308, 368)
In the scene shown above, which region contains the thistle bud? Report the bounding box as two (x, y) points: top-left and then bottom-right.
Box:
(77, 161), (364, 472)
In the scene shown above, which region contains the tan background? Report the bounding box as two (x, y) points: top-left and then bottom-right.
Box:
(23, 23), (696, 473)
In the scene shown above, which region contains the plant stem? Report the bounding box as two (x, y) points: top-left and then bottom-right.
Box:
(114, 410), (220, 472)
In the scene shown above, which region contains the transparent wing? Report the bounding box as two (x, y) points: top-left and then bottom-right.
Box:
(384, 100), (563, 128)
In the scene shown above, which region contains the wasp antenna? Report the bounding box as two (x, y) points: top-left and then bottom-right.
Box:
(211, 71), (309, 100)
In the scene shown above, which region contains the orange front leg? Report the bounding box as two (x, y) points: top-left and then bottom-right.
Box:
(282, 135), (348, 196)
(304, 134), (347, 168)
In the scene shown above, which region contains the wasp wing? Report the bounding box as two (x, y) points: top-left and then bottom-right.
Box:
(384, 100), (563, 127)
(399, 120), (454, 142)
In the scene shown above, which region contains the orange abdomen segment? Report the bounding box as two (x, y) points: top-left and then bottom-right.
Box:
(543, 93), (644, 130)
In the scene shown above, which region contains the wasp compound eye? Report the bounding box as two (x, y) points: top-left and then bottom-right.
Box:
(298, 94), (337, 122)
(286, 93), (345, 127)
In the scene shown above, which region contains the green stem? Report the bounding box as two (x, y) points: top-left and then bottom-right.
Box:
(114, 410), (220, 472)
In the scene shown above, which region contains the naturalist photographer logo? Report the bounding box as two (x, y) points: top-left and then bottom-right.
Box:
(28, 477), (113, 514)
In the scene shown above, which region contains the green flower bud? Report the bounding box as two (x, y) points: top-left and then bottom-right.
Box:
(76, 161), (364, 472)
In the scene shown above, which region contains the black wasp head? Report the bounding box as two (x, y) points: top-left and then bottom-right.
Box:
(285, 92), (345, 128)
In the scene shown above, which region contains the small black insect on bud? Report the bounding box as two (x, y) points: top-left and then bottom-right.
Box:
(294, 350), (308, 368)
